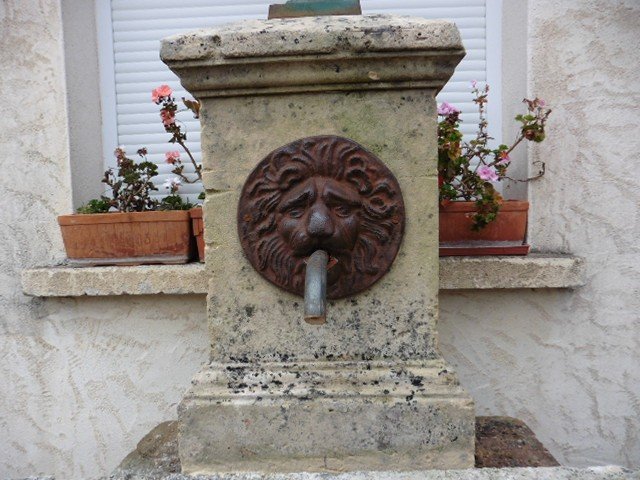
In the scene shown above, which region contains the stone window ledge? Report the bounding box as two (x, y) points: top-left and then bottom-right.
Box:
(21, 254), (585, 298)
(21, 263), (208, 297)
(439, 254), (585, 290)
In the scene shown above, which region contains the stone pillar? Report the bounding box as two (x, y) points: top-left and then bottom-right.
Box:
(161, 15), (474, 474)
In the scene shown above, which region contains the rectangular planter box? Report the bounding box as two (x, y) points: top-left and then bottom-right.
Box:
(58, 211), (193, 266)
(439, 200), (530, 256)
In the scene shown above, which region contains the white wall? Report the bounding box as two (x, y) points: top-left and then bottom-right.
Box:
(1, 0), (639, 478)
(0, 2), (208, 478)
(440, 0), (640, 468)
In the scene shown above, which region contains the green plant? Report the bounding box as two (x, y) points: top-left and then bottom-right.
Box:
(158, 177), (195, 211)
(76, 198), (111, 214)
(76, 84), (203, 214)
(77, 147), (160, 213)
(438, 82), (551, 230)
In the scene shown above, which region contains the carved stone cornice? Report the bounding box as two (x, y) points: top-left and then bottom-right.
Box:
(161, 14), (464, 98)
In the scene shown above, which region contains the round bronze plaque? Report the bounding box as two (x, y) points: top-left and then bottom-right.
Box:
(237, 135), (405, 299)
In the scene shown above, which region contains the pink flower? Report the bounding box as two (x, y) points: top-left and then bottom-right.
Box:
(437, 102), (460, 116)
(470, 80), (478, 89)
(538, 98), (546, 107)
(152, 84), (173, 103)
(160, 109), (175, 126)
(496, 151), (510, 165)
(165, 151), (181, 164)
(478, 165), (499, 182)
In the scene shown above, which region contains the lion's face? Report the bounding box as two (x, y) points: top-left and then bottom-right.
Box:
(238, 136), (405, 299)
(276, 176), (362, 286)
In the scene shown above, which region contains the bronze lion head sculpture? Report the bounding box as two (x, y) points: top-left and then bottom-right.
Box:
(238, 135), (405, 299)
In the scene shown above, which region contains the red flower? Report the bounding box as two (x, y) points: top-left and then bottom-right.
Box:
(152, 84), (173, 104)
(165, 151), (181, 164)
(160, 109), (175, 126)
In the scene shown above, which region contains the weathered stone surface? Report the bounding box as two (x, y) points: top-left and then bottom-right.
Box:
(109, 416), (574, 478)
(161, 15), (464, 97)
(114, 421), (180, 477)
(21, 255), (585, 297)
(161, 15), (463, 61)
(164, 14), (473, 474)
(439, 254), (585, 290)
(475, 417), (559, 468)
(179, 360), (474, 473)
(110, 419), (634, 478)
(200, 91), (441, 364)
(12, 477), (55, 480)
(21, 264), (208, 297)
(110, 416), (557, 478)
(108, 466), (637, 480)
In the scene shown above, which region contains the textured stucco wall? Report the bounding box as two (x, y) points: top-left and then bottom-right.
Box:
(440, 0), (640, 469)
(1, 0), (639, 478)
(0, 2), (208, 479)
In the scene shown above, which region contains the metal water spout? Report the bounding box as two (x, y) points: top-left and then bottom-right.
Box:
(304, 250), (328, 324)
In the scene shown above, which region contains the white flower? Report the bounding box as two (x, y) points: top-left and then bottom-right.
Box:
(163, 177), (182, 191)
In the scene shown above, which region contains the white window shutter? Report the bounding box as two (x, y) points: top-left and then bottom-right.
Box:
(105, 0), (492, 201)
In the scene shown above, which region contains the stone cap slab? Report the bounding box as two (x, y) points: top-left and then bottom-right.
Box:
(160, 15), (465, 97)
(160, 15), (463, 62)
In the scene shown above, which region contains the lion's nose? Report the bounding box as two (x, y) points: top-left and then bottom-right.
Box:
(308, 206), (334, 238)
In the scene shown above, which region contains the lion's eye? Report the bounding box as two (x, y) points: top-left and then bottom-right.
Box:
(333, 205), (352, 217)
(287, 208), (304, 218)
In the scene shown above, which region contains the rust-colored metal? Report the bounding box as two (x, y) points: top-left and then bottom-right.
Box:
(238, 135), (405, 299)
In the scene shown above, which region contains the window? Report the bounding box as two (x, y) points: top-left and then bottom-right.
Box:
(96, 0), (502, 201)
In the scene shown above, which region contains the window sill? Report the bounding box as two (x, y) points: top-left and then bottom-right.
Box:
(21, 263), (208, 297)
(21, 254), (585, 298)
(439, 254), (585, 290)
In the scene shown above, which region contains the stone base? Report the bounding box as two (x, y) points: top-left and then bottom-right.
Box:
(108, 466), (636, 480)
(178, 360), (474, 475)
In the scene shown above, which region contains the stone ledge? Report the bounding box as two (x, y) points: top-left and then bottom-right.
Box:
(22, 254), (585, 297)
(440, 253), (585, 290)
(439, 253), (586, 290)
(21, 264), (208, 297)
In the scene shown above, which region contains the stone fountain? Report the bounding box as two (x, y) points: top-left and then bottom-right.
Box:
(161, 12), (474, 475)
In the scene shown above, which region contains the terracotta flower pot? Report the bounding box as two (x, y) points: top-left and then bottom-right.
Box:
(190, 207), (204, 262)
(58, 210), (194, 266)
(439, 200), (530, 256)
